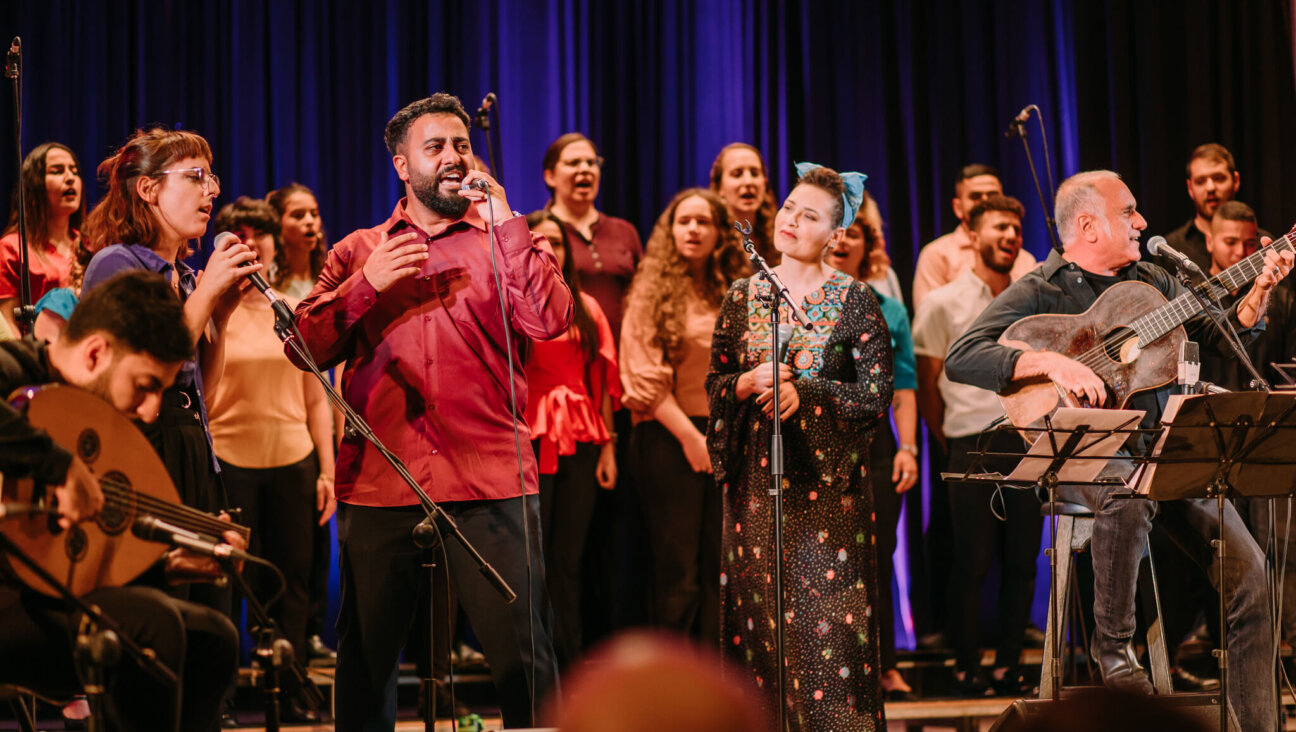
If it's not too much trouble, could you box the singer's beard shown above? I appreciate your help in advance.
[412,170,471,219]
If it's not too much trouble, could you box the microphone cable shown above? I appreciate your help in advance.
[482,191,541,722]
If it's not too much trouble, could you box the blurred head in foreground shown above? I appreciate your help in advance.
[551,632,771,732]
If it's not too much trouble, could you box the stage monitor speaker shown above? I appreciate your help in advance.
[987,692,1236,732]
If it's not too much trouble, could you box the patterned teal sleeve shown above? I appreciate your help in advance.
[872,287,917,391]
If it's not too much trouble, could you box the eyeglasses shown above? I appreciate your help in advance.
[559,157,604,170]
[156,167,221,193]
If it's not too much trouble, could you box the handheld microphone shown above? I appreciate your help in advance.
[1147,236,1204,276]
[776,323,795,363]
[131,515,252,562]
[214,231,296,324]
[459,178,490,192]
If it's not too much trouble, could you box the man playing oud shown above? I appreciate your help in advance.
[944,170,1292,732]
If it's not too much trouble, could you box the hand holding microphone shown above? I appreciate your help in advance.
[458,171,515,223]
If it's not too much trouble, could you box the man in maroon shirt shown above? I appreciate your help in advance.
[291,93,571,730]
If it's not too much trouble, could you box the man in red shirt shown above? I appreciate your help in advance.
[291,93,572,729]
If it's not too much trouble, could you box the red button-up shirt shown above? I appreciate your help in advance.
[291,199,573,507]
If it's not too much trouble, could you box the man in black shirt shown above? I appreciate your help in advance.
[1154,143,1269,272]
[946,170,1292,732]
[0,270,240,732]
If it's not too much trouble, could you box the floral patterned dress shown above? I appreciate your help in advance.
[706,269,893,731]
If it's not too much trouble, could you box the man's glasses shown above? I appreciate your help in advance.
[156,167,221,193]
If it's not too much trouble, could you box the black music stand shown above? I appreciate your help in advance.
[1139,392,1296,732]
[943,408,1148,702]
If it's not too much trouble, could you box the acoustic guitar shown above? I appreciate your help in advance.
[998,228,1296,429]
[0,384,250,596]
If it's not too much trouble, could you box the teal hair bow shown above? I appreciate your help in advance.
[794,161,868,229]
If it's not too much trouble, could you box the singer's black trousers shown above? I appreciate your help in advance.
[334,497,558,731]
[0,583,238,732]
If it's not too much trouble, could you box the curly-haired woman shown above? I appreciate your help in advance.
[619,188,745,641]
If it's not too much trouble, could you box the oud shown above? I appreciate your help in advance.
[0,385,250,596]
[998,230,1295,429]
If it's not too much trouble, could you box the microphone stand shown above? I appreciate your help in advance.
[271,315,516,603]
[1172,263,1271,732]
[734,220,810,732]
[474,93,502,185]
[1176,266,1269,392]
[0,530,177,731]
[1005,104,1063,254]
[223,558,325,732]
[6,37,34,335]
[272,302,513,731]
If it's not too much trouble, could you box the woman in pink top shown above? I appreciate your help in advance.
[0,143,88,336]
[620,188,745,641]
[524,210,619,668]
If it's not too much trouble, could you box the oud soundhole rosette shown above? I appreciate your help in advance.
[96,471,134,536]
[76,429,100,464]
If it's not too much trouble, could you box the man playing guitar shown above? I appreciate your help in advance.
[944,170,1293,732]
[0,270,242,732]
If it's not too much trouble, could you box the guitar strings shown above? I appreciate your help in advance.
[1057,234,1293,374]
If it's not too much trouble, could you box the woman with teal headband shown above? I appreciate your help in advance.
[707,163,893,729]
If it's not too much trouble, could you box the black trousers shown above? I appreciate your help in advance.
[946,432,1043,674]
[535,440,601,669]
[629,418,721,642]
[868,426,903,671]
[0,584,238,732]
[220,453,318,667]
[334,497,558,731]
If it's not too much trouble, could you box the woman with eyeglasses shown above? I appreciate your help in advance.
[709,142,779,267]
[82,127,260,517]
[0,142,90,338]
[542,133,642,339]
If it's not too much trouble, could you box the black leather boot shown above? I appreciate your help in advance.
[1090,633,1154,694]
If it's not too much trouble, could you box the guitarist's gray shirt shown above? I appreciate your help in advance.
[944,249,1262,454]
[0,337,74,486]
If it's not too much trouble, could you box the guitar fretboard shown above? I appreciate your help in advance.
[1133,232,1296,344]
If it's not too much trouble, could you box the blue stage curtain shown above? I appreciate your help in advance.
[3,0,1295,652]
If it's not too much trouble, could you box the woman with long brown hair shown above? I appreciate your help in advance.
[620,187,745,641]
[81,127,259,515]
[266,182,328,299]
[709,142,778,266]
[0,142,88,336]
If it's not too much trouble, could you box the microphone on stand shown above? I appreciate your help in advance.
[0,502,48,519]
[1004,105,1032,138]
[131,515,252,562]
[1148,236,1205,277]
[1178,341,1201,395]
[473,92,497,130]
[215,231,296,325]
